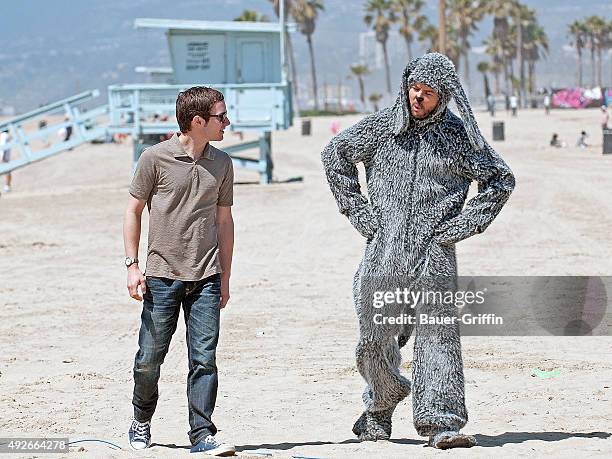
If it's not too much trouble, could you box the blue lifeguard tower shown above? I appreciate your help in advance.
[0,15,293,184]
[110,18,294,183]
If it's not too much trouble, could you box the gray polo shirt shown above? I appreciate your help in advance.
[129,133,234,281]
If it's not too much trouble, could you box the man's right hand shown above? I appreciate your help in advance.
[127,265,146,301]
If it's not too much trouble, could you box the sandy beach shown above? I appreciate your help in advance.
[1,107,611,458]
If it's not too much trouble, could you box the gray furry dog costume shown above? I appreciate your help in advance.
[321,53,515,448]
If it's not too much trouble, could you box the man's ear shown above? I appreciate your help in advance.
[191,115,207,129]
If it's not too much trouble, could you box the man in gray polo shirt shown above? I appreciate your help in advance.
[123,86,235,456]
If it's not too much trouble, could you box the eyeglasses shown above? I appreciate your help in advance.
[208,111,228,122]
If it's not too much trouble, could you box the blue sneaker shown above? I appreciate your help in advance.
[190,435,235,456]
[128,419,151,450]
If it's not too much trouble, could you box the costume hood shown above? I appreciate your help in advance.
[392,52,485,150]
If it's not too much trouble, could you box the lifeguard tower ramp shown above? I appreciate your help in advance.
[108,18,294,183]
[0,91,108,176]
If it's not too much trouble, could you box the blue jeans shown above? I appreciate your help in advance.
[132,274,221,444]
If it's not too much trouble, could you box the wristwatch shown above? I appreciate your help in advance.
[125,257,139,268]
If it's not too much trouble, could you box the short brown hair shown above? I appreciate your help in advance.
[176,86,224,132]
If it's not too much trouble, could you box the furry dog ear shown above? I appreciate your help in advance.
[448,73,485,151]
[392,57,421,136]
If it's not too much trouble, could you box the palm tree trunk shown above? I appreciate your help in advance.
[358,77,365,107]
[337,76,343,113]
[404,37,413,60]
[464,52,470,92]
[494,69,500,94]
[591,46,595,87]
[286,33,300,113]
[597,46,602,87]
[503,57,509,94]
[482,73,490,98]
[382,41,392,95]
[306,34,319,110]
[528,59,535,95]
[462,34,470,94]
[323,80,328,111]
[516,19,525,106]
[577,50,583,87]
[438,0,446,54]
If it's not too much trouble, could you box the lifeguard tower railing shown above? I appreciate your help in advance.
[0,91,108,176]
[107,81,292,183]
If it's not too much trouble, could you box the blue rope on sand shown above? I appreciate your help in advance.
[68,439,122,450]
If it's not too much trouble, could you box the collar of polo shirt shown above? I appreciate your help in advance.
[171,133,216,160]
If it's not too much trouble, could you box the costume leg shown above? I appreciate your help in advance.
[351,268,412,441]
[352,333,412,440]
[411,298,468,437]
[132,277,182,422]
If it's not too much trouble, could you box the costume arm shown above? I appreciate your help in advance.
[434,141,515,245]
[321,123,379,239]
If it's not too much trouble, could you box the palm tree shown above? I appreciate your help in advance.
[506,3,536,106]
[369,92,383,111]
[293,0,324,110]
[477,61,491,98]
[523,21,548,96]
[607,21,612,86]
[234,10,270,22]
[485,0,518,95]
[604,20,612,87]
[483,35,503,93]
[419,20,461,68]
[515,4,536,105]
[483,35,504,94]
[447,0,487,92]
[438,0,446,54]
[392,0,427,60]
[568,19,587,87]
[584,15,607,87]
[364,0,396,95]
[350,64,370,108]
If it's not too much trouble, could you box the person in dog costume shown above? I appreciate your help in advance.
[321,53,515,449]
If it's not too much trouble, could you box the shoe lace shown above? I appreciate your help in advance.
[132,420,150,441]
[204,435,219,447]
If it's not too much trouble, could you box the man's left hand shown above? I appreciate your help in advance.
[220,274,231,308]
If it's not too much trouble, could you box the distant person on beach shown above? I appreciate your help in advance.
[602,106,610,130]
[577,131,588,148]
[544,93,551,115]
[0,130,12,192]
[550,133,565,148]
[57,118,74,150]
[63,117,73,142]
[322,53,515,450]
[487,93,496,117]
[330,120,341,134]
[38,119,50,147]
[57,117,73,151]
[510,94,518,116]
[123,86,235,456]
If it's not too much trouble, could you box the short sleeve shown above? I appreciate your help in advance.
[129,150,156,201]
[217,159,234,206]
